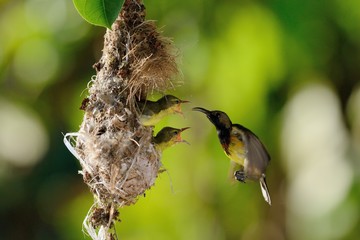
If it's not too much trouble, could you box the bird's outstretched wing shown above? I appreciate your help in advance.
[233,124,270,175]
[233,124,272,204]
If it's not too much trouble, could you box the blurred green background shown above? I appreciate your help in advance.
[1,0,360,239]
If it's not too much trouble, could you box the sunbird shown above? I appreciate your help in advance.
[193,107,271,205]
[153,127,190,152]
[138,95,189,126]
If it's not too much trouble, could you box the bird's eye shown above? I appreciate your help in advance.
[173,130,178,135]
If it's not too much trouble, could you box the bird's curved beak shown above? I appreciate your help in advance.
[192,107,211,116]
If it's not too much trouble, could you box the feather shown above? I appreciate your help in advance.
[259,174,271,205]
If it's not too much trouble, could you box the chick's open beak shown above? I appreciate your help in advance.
[174,100,190,116]
[176,127,190,145]
[174,104,184,115]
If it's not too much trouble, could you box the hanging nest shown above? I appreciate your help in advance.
[64,0,179,239]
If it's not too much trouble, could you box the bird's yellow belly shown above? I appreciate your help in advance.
[225,136,246,166]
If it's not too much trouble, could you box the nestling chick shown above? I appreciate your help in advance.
[138,95,189,126]
[153,127,190,152]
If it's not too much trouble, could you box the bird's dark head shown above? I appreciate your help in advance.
[193,107,232,130]
[153,127,190,150]
[158,95,189,114]
[159,95,189,107]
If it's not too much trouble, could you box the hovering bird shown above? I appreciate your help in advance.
[138,95,189,126]
[193,107,271,205]
[153,127,190,152]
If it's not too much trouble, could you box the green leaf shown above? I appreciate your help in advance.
[73,0,123,28]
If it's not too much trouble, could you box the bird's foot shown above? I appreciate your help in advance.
[234,170,247,183]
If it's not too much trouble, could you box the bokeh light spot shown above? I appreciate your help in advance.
[281,82,353,240]
[12,38,59,88]
[0,98,49,167]
[25,0,66,31]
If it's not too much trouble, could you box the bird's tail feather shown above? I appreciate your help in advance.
[260,174,271,206]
